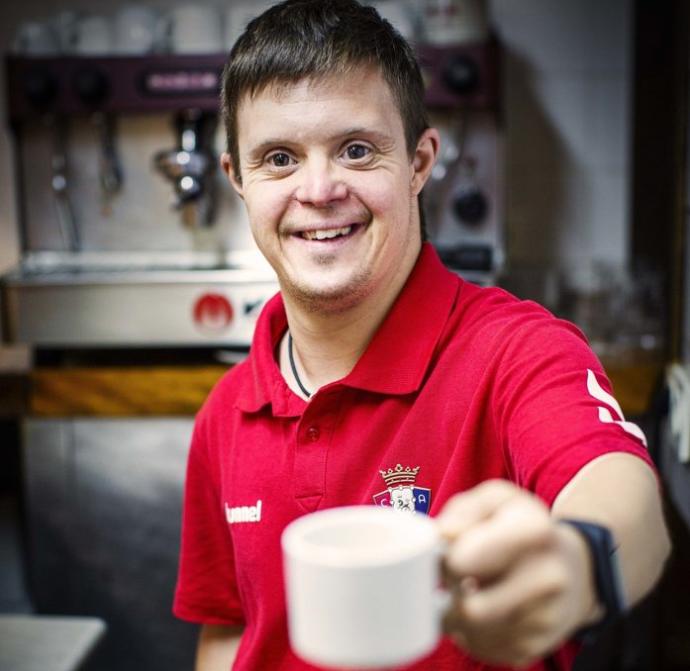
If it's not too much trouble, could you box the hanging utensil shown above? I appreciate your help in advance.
[49,115,81,252]
[93,112,123,215]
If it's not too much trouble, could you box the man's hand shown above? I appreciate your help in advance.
[436,480,598,667]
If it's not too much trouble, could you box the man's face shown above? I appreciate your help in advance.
[223,67,437,312]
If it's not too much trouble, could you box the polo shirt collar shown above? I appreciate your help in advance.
[235,292,294,416]
[235,243,460,414]
[341,243,460,395]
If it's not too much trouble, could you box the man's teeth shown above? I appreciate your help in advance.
[302,226,352,241]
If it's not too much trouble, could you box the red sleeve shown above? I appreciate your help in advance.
[173,414,245,625]
[493,315,654,506]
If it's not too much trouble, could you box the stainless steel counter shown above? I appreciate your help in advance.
[0,615,105,671]
[23,418,196,671]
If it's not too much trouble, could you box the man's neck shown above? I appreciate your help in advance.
[279,248,422,398]
[281,302,382,395]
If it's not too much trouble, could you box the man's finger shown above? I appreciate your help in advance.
[435,479,523,540]
[447,550,568,629]
[444,495,553,579]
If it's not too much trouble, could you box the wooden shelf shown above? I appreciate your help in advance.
[29,366,229,417]
[603,360,664,418]
[24,359,661,419]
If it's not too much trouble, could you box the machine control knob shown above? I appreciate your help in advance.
[442,54,480,95]
[452,189,488,226]
[24,69,58,109]
[73,68,110,106]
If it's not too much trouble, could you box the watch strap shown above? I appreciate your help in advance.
[559,519,626,641]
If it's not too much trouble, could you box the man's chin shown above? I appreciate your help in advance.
[281,272,372,314]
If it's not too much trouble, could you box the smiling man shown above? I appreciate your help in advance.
[173,2,670,670]
[229,67,427,320]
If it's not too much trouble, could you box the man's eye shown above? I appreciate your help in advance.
[268,152,292,167]
[345,144,370,160]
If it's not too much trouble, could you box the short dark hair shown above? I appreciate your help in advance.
[220,0,430,236]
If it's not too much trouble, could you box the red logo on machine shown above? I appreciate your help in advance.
[193,293,234,334]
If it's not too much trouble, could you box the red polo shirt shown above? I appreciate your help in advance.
[174,244,652,671]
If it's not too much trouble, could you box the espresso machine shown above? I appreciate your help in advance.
[1,39,503,671]
[3,53,279,349]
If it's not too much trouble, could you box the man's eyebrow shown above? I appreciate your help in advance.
[339,127,396,144]
[245,139,290,160]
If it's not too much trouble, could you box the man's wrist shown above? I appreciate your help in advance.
[558,519,626,640]
[555,521,603,627]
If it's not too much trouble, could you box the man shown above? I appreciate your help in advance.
[174,1,670,669]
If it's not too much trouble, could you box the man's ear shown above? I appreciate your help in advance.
[410,128,440,196]
[220,152,244,198]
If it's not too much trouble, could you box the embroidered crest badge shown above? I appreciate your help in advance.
[372,464,431,514]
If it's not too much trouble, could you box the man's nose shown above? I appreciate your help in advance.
[294,158,348,206]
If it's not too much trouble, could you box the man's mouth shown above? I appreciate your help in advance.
[299,225,357,241]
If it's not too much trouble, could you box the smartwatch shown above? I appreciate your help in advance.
[559,519,626,641]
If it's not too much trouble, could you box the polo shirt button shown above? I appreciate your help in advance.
[306,426,320,442]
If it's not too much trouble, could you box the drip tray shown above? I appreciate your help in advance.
[6,250,273,283]
[1,252,278,347]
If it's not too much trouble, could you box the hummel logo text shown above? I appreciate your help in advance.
[225,500,262,524]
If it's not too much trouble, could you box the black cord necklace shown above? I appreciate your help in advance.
[287,332,311,398]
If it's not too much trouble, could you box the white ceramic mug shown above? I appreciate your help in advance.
[73,15,114,55]
[12,21,59,55]
[168,5,222,54]
[53,10,80,53]
[113,6,161,54]
[282,506,448,669]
